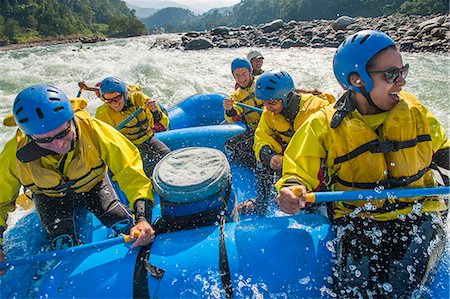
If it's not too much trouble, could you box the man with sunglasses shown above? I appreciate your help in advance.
[95,76,170,177]
[276,30,449,297]
[0,84,156,275]
[239,70,334,214]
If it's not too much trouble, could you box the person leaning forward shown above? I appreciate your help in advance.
[95,76,171,177]
[276,30,449,297]
[239,70,335,214]
[0,84,156,275]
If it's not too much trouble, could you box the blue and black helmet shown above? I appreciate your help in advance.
[99,76,127,96]
[231,57,252,74]
[13,84,74,135]
[255,70,295,108]
[333,30,395,93]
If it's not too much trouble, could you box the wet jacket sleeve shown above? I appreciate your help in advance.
[275,112,329,193]
[253,111,284,161]
[91,118,154,210]
[0,137,22,246]
[134,92,170,130]
[224,92,244,123]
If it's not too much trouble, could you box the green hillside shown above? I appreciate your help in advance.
[0,0,146,46]
[142,0,449,33]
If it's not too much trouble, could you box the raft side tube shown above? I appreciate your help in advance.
[167,93,227,130]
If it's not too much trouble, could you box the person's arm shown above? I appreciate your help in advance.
[253,112,284,167]
[78,81,100,93]
[224,93,244,123]
[275,113,329,214]
[92,117,156,246]
[92,117,154,208]
[143,96,170,130]
[0,135,23,264]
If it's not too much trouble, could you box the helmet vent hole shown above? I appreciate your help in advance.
[351,34,358,42]
[266,86,275,90]
[273,73,281,79]
[14,98,22,109]
[269,79,277,84]
[54,106,64,112]
[36,108,44,119]
[18,118,28,124]
[49,97,60,102]
[360,35,370,44]
[15,106,23,115]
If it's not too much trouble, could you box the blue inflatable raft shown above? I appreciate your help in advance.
[0,93,448,299]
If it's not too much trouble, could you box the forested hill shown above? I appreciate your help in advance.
[143,0,449,33]
[0,0,145,46]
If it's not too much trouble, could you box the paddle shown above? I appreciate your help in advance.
[301,186,450,203]
[236,102,263,113]
[76,89,82,97]
[0,233,138,271]
[116,107,144,130]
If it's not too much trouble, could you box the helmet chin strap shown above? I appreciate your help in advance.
[359,86,386,112]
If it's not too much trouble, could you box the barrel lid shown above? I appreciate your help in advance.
[152,147,231,203]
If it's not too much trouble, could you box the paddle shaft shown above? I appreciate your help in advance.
[116,107,144,130]
[0,235,132,270]
[303,186,450,203]
[236,102,263,113]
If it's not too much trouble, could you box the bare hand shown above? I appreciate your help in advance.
[129,220,155,248]
[277,185,307,214]
[0,249,6,276]
[146,98,158,112]
[78,81,89,90]
[270,155,283,170]
[223,98,234,111]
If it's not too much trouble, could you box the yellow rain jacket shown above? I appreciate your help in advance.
[0,99,154,246]
[253,92,335,161]
[276,91,449,221]
[225,77,263,130]
[95,89,169,145]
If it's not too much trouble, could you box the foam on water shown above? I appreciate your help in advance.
[0,34,449,240]
[1,35,447,146]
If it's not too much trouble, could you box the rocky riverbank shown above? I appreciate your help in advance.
[152,14,449,53]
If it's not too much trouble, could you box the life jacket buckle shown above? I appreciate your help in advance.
[373,141,399,153]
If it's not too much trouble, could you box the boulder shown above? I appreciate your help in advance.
[211,26,230,36]
[332,16,356,30]
[261,19,285,33]
[184,38,214,50]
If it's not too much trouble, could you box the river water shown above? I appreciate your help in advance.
[0,34,449,298]
[0,34,448,150]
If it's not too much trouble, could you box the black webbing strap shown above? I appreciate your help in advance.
[133,245,151,299]
[133,222,165,299]
[334,134,432,165]
[219,214,233,298]
[334,167,429,189]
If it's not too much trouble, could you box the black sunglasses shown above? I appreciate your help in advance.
[30,121,72,143]
[264,99,282,106]
[102,93,123,103]
[368,64,409,84]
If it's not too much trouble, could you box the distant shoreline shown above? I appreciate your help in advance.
[2,14,448,53]
[0,36,108,52]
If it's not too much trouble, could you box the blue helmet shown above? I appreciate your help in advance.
[13,84,74,135]
[100,76,127,96]
[231,57,252,74]
[255,70,295,108]
[333,30,395,93]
